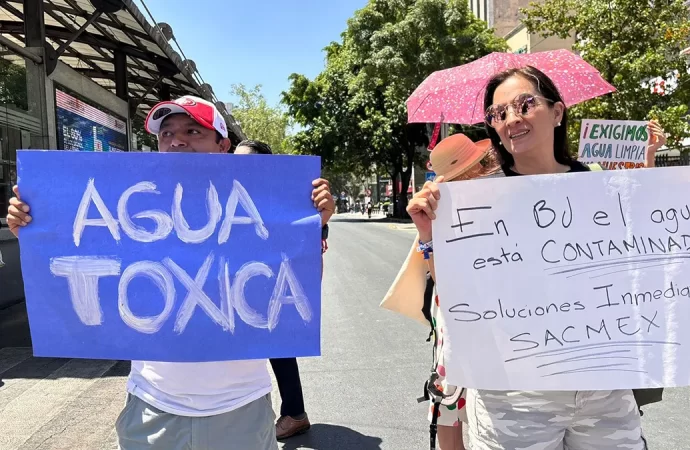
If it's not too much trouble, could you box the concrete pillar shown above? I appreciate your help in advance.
[159,83,171,101]
[114,50,128,101]
[23,0,50,149]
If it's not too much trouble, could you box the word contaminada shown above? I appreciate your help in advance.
[49,178,313,335]
[452,196,690,271]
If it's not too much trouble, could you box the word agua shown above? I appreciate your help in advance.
[579,143,646,161]
[52,178,312,334]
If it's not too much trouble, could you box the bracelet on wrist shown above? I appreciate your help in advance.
[417,239,434,260]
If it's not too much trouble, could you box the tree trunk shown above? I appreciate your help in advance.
[398,168,411,218]
[390,169,400,218]
[396,141,416,219]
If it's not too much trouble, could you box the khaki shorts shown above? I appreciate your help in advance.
[467,389,647,450]
[116,394,277,450]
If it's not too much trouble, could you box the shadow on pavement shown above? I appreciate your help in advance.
[280,424,383,450]
[0,300,32,348]
[0,301,131,380]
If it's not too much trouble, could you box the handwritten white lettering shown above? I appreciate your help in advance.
[172,181,222,244]
[164,252,232,334]
[50,256,121,325]
[118,261,175,334]
[73,179,120,247]
[117,182,174,242]
[268,254,312,331]
[218,180,269,244]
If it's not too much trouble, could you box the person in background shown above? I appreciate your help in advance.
[407,67,649,450]
[233,139,314,440]
[6,96,334,450]
[234,139,273,156]
[383,133,501,450]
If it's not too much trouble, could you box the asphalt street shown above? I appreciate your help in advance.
[1,214,688,449]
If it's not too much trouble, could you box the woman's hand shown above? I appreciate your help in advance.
[407,176,444,242]
[646,120,666,168]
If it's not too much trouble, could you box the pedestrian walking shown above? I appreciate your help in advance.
[406,67,651,450]
[6,96,335,450]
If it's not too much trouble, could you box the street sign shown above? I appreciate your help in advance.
[425,171,436,182]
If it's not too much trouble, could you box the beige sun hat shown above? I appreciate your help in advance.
[430,133,493,181]
[380,134,497,324]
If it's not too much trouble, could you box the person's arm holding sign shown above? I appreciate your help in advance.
[313,178,334,277]
[646,120,666,168]
[312,178,334,226]
[407,176,444,280]
[6,185,29,238]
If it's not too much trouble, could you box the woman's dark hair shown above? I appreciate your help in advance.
[483,66,572,170]
[234,139,273,155]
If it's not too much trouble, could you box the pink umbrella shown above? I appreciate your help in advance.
[407,49,616,125]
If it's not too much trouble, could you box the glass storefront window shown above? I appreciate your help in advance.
[0,52,29,219]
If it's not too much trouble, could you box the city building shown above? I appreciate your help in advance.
[469,0,574,53]
[504,23,574,55]
[467,0,492,28]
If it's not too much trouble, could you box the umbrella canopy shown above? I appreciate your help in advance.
[407,49,616,125]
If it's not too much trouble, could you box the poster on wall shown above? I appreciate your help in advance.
[55,88,128,152]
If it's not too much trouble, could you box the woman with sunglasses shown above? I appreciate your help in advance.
[407,66,656,449]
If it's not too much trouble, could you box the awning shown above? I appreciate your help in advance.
[0,0,245,143]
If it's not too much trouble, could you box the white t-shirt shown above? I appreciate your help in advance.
[126,359,272,417]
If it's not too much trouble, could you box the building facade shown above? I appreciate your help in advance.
[469,0,574,52]
[0,0,245,309]
[487,0,531,38]
[468,0,493,28]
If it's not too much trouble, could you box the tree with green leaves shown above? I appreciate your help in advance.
[522,0,690,147]
[283,0,506,216]
[0,59,27,110]
[132,114,157,151]
[228,84,292,153]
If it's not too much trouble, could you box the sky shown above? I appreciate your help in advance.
[134,0,369,107]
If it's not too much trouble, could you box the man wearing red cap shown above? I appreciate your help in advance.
[6,95,335,450]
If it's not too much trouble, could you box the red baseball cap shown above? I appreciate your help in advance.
[145,95,228,138]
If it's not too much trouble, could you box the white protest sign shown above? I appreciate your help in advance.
[578,119,649,170]
[432,167,690,391]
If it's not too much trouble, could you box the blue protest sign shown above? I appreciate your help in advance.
[425,171,436,182]
[17,151,322,362]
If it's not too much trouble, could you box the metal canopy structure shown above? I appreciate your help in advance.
[0,0,245,143]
